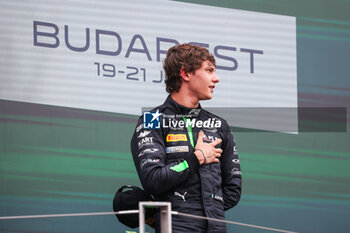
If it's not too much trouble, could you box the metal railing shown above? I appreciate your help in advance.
[0,201,298,233]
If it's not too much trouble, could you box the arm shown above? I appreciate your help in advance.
[220,124,242,210]
[130,117,200,196]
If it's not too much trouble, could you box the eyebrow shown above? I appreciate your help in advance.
[204,61,212,66]
[207,63,215,70]
[206,61,215,67]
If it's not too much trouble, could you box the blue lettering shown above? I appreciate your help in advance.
[96,29,122,56]
[125,34,152,60]
[156,37,179,62]
[65,25,89,52]
[33,21,59,48]
[188,42,209,48]
[240,48,263,74]
[33,21,264,73]
[214,45,238,71]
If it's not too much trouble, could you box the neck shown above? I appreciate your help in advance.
[171,90,199,108]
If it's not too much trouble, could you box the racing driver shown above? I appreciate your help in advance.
[130,43,242,233]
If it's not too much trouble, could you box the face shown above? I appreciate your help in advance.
[187,60,220,100]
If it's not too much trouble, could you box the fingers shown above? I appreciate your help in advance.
[213,148,222,159]
[214,153,221,160]
[215,148,223,154]
[210,156,220,163]
[206,156,220,164]
[197,130,204,140]
[207,150,222,164]
[211,138,222,147]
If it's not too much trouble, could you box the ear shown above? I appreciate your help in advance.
[180,67,190,82]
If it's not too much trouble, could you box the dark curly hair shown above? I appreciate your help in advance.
[163,44,216,93]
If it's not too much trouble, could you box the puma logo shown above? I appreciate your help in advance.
[174,191,187,202]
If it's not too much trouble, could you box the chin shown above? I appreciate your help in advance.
[200,95,212,101]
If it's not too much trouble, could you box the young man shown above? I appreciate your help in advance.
[130,44,242,233]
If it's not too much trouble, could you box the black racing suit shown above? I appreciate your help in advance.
[131,96,242,233]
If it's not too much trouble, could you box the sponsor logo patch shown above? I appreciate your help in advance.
[140,158,160,169]
[138,137,154,149]
[138,130,151,138]
[166,134,187,142]
[166,146,189,153]
[232,159,240,164]
[174,191,188,202]
[231,167,242,176]
[188,109,201,117]
[211,194,223,203]
[138,148,158,157]
[136,124,143,133]
[233,145,238,155]
[203,134,220,143]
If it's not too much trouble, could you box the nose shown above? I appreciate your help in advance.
[212,72,220,83]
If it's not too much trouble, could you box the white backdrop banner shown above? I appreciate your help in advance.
[0,0,297,131]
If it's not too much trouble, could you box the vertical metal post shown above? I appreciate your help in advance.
[139,202,146,233]
[139,202,172,233]
[159,203,172,233]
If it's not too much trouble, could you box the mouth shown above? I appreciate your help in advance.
[209,85,215,92]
